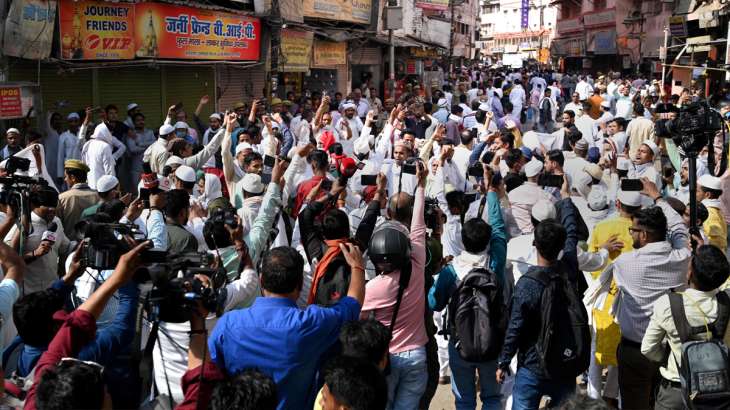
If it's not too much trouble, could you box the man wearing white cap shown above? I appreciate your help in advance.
[236,173,266,236]
[81,175,119,218]
[596,100,614,135]
[173,165,197,195]
[0,128,22,160]
[628,141,662,202]
[57,113,83,185]
[433,98,450,124]
[697,174,727,252]
[507,158,556,234]
[144,124,177,175]
[164,104,199,143]
[337,101,364,138]
[583,188,641,403]
[81,123,117,191]
[124,103,140,128]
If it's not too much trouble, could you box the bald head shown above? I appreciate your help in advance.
[388,192,414,226]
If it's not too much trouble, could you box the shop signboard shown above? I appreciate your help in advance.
[0,87,23,119]
[3,0,57,59]
[592,30,616,55]
[583,9,615,28]
[303,0,371,24]
[415,0,449,11]
[281,29,313,72]
[410,47,440,58]
[521,0,529,29]
[669,16,687,38]
[134,3,261,60]
[58,0,135,60]
[313,40,346,66]
[556,17,582,34]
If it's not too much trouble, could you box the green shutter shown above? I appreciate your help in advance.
[98,67,164,127]
[163,66,216,124]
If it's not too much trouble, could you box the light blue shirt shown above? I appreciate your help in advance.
[145,209,168,250]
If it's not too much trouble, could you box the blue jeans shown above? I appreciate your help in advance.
[448,342,502,410]
[387,346,428,410]
[512,366,575,410]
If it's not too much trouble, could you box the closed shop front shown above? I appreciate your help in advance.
[216,65,267,110]
[98,67,164,125]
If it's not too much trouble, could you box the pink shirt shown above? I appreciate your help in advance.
[361,187,428,354]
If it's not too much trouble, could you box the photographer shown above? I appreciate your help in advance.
[4,187,73,295]
[23,241,149,410]
[361,161,429,409]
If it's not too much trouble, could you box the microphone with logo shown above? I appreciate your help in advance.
[41,222,58,246]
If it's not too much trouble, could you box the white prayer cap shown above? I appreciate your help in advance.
[342,102,356,111]
[437,98,448,108]
[174,165,196,183]
[6,128,19,135]
[600,100,611,108]
[617,189,642,207]
[531,200,556,222]
[209,113,222,121]
[241,173,265,194]
[127,103,139,111]
[641,140,660,158]
[587,187,608,211]
[523,158,543,178]
[97,175,119,193]
[174,121,189,130]
[159,124,175,136]
[478,102,490,111]
[67,112,80,121]
[699,174,722,191]
[165,156,184,167]
[235,142,252,155]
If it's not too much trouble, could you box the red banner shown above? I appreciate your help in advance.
[134,3,260,61]
[0,88,22,119]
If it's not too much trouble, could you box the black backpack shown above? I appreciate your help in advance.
[445,266,506,362]
[669,291,730,410]
[527,266,590,379]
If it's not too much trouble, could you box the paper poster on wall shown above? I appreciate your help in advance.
[281,29,313,72]
[3,0,57,59]
[58,0,135,60]
[134,3,261,60]
[0,87,23,119]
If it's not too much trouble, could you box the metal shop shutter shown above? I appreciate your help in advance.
[9,60,93,120]
[349,47,382,66]
[98,66,164,126]
[163,66,216,121]
[216,65,267,111]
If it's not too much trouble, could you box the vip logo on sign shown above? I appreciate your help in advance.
[85,34,132,50]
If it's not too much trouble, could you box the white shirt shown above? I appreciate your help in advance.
[82,139,115,190]
[548,85,561,103]
[467,88,480,105]
[563,102,583,115]
[575,80,594,101]
[575,114,598,146]
[615,96,634,119]
[509,85,526,111]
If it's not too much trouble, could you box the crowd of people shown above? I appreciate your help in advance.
[0,64,729,410]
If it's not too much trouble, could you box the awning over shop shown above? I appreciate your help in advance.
[372,35,446,51]
[551,37,585,57]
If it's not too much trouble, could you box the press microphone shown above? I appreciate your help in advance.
[41,222,58,243]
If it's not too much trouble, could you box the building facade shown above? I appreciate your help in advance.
[478,0,557,65]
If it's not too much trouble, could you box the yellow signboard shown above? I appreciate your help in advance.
[303,0,371,24]
[313,40,346,66]
[281,29,313,72]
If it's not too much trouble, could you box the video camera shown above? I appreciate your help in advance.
[0,157,48,214]
[79,222,227,323]
[655,101,722,154]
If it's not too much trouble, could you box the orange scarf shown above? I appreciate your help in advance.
[308,239,349,305]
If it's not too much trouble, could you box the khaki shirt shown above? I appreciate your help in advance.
[641,288,729,382]
[57,183,99,238]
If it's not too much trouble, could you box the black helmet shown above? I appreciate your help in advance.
[368,222,411,273]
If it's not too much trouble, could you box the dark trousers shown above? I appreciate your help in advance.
[654,379,685,410]
[617,339,660,410]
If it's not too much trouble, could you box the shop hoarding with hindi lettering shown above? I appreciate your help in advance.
[415,0,448,11]
[281,29,313,72]
[312,40,346,67]
[134,3,260,60]
[58,0,135,60]
[303,0,371,24]
[0,87,23,119]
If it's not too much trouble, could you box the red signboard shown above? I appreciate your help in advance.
[0,88,22,119]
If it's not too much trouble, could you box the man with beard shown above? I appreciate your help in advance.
[337,102,364,138]
[126,113,156,186]
[611,179,690,409]
[628,141,662,202]
[1,128,23,160]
